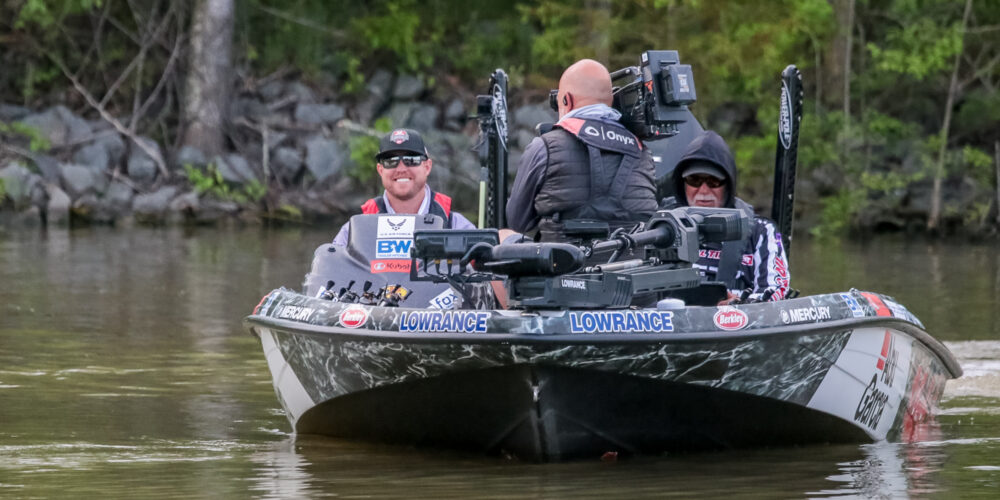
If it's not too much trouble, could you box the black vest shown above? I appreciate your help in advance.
[533,118,657,241]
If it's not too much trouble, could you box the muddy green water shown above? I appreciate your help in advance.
[1,227,998,498]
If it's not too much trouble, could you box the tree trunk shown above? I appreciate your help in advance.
[182,0,234,157]
[828,0,855,110]
[995,140,1000,227]
[928,0,973,232]
[842,0,855,137]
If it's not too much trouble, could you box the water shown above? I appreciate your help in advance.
[0,227,997,498]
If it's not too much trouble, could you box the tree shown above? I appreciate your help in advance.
[182,0,234,157]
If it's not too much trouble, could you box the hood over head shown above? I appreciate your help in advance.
[671,130,738,208]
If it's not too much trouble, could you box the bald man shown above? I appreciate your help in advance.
[506,59,658,241]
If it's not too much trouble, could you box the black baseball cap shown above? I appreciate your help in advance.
[376,128,428,160]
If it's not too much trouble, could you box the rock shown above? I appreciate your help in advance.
[168,190,200,214]
[176,145,208,167]
[73,142,110,172]
[271,147,303,183]
[356,70,394,125]
[0,162,42,210]
[407,103,439,131]
[443,99,466,130]
[72,132,124,175]
[59,164,97,198]
[513,104,556,130]
[45,184,71,224]
[30,154,62,182]
[444,99,466,122]
[393,75,425,100]
[0,103,30,121]
[132,186,178,222]
[71,193,100,220]
[195,199,240,223]
[385,102,416,129]
[367,69,394,98]
[258,80,285,101]
[215,154,257,184]
[233,97,269,121]
[294,103,346,125]
[17,105,92,147]
[263,130,288,150]
[287,81,317,104]
[127,137,163,185]
[304,135,346,182]
[102,180,134,212]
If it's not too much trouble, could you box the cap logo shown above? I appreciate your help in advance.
[390,129,409,144]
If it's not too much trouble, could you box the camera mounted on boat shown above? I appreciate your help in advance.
[548,50,697,141]
[410,206,749,309]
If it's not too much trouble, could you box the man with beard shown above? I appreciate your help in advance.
[333,128,475,245]
[668,130,790,303]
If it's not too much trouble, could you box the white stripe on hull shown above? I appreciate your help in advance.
[259,328,315,426]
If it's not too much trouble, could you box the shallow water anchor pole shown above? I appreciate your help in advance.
[475,69,509,229]
[771,65,803,255]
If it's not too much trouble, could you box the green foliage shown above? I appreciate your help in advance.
[809,189,863,240]
[347,117,393,184]
[0,177,6,203]
[183,164,267,205]
[14,0,102,28]
[0,122,51,152]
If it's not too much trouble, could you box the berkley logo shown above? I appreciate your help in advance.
[714,307,748,331]
[339,306,369,328]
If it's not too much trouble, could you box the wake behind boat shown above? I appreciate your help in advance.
[244,210,962,461]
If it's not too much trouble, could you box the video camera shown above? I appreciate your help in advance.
[549,50,697,141]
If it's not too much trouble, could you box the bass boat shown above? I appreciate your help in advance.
[244,209,962,461]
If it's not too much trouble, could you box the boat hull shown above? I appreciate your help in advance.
[247,290,961,461]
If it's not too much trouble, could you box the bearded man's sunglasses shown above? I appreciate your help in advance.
[683,175,725,188]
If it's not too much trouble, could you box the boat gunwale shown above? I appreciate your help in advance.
[243,313,963,379]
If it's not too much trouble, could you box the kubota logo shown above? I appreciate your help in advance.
[713,307,748,331]
[339,306,369,328]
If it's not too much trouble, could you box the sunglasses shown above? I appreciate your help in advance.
[684,175,726,188]
[380,155,427,169]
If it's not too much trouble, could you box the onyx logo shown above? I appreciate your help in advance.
[584,126,600,137]
[855,374,889,430]
[603,127,636,147]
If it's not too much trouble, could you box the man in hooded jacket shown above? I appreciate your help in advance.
[667,130,790,302]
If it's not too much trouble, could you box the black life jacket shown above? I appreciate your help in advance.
[533,118,657,242]
[360,191,453,228]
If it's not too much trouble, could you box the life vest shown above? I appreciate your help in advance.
[533,118,657,242]
[360,191,453,228]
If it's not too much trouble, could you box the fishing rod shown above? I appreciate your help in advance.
[771,65,803,255]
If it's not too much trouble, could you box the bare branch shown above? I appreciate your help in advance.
[132,32,185,132]
[42,49,170,180]
[251,4,347,39]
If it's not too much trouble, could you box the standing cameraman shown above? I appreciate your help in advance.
[506,59,658,241]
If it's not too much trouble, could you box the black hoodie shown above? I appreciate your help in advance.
[667,130,790,301]
[671,130,738,208]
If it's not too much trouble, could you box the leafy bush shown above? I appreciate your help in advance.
[183,164,266,204]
